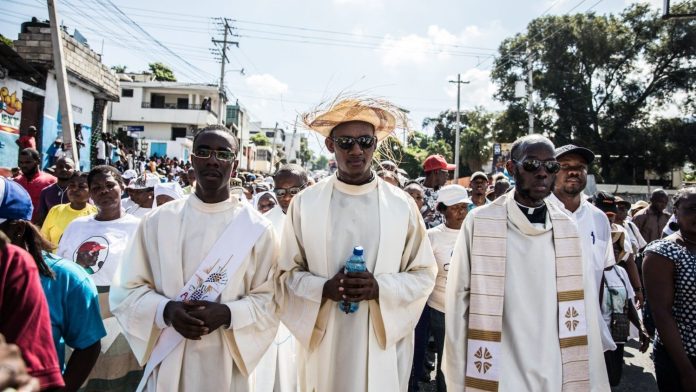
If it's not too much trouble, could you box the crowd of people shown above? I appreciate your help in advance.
[0,97,694,392]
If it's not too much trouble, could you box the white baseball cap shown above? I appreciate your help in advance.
[122,169,137,180]
[128,173,160,189]
[436,184,471,206]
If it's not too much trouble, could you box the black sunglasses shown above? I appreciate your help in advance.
[513,159,561,174]
[274,183,307,197]
[331,136,377,150]
[192,148,236,162]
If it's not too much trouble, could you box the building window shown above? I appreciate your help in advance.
[171,127,187,141]
[121,88,133,97]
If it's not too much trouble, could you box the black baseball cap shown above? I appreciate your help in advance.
[555,144,595,164]
[594,191,618,214]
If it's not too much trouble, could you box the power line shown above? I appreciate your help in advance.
[474,0,603,69]
[5,2,217,83]
[101,0,216,82]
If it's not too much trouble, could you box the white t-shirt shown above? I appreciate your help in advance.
[57,214,140,286]
[427,223,459,313]
[548,194,616,284]
[624,221,647,254]
[600,265,635,344]
[125,203,153,218]
[96,140,106,160]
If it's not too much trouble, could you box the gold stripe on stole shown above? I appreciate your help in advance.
[468,329,502,342]
[557,290,585,302]
[560,335,589,348]
[465,377,499,391]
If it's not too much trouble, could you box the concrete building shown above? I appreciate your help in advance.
[7,19,120,170]
[226,102,254,170]
[108,73,223,162]
[284,129,305,164]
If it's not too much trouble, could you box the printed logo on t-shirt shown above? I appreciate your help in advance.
[73,236,110,274]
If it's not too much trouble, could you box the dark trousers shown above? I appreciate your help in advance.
[409,305,431,391]
[654,343,696,391]
[604,344,625,386]
[96,158,106,165]
[430,308,446,392]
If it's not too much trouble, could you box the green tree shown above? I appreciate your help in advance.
[491,2,696,182]
[250,133,270,146]
[148,62,177,82]
[0,34,13,47]
[422,107,497,174]
[313,155,329,170]
[299,137,314,166]
[111,65,127,73]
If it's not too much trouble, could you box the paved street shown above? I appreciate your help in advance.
[418,340,658,391]
[612,340,657,392]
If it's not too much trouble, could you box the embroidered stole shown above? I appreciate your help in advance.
[465,196,590,391]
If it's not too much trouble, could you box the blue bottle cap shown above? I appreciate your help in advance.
[353,246,364,256]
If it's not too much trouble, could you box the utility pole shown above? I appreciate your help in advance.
[47,0,78,161]
[212,18,238,125]
[527,52,534,135]
[448,74,470,181]
[270,122,279,173]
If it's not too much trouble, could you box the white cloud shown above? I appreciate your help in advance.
[379,23,506,67]
[444,69,503,111]
[243,74,289,96]
[380,33,433,67]
[334,0,383,8]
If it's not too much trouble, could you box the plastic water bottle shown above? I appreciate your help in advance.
[339,246,366,314]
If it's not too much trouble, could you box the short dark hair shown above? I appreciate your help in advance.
[193,125,239,150]
[274,163,308,183]
[87,165,123,187]
[651,189,668,202]
[19,148,40,162]
[436,202,448,213]
[673,186,696,209]
[510,135,555,161]
[69,171,89,182]
[494,178,510,193]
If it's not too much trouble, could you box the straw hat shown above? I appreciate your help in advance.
[303,98,401,141]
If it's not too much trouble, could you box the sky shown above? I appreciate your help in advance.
[0,0,665,156]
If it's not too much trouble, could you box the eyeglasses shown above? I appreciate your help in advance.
[559,163,588,172]
[331,136,377,150]
[191,148,236,162]
[274,184,307,197]
[513,159,561,174]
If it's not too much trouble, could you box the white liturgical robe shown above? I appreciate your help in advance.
[110,194,279,392]
[444,195,610,391]
[249,205,298,392]
[277,175,436,392]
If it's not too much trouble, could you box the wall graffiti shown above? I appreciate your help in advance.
[0,86,22,134]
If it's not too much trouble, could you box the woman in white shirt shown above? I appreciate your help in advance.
[57,165,142,390]
[426,185,470,392]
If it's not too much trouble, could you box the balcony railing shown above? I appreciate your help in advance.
[141,102,217,117]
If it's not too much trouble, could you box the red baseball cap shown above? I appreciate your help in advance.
[78,241,107,253]
[423,155,456,172]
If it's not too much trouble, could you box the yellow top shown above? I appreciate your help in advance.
[41,203,98,247]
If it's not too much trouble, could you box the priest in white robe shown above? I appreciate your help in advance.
[110,125,279,392]
[276,99,437,392]
[444,135,610,391]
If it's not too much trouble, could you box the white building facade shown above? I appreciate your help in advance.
[108,75,223,162]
